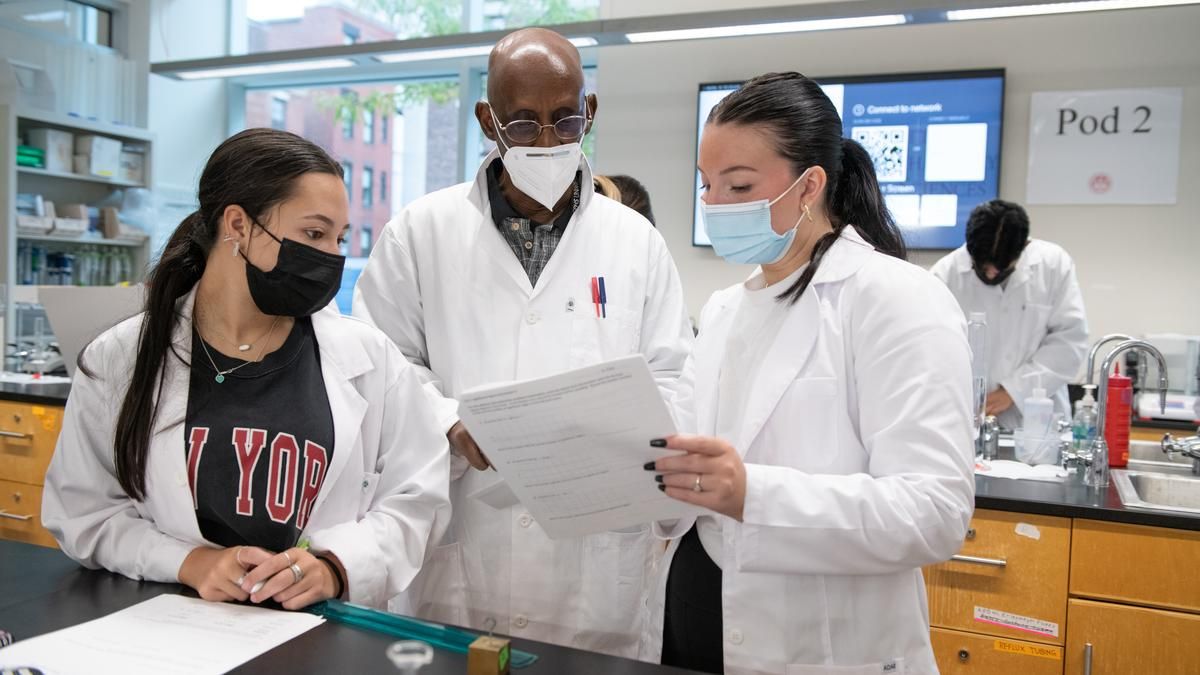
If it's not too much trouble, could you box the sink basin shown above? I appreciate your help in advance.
[1113,468,1200,515]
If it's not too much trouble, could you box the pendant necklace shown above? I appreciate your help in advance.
[197,315,280,384]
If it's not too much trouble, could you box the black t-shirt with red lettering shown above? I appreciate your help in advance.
[185,317,335,552]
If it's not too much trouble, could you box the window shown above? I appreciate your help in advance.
[363,109,375,144]
[6,0,113,47]
[360,225,373,256]
[270,97,287,130]
[341,89,354,139]
[240,77,460,313]
[381,112,389,142]
[341,161,353,198]
[237,1,599,56]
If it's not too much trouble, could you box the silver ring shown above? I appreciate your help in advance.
[290,563,304,584]
[693,474,703,493]
[236,575,245,586]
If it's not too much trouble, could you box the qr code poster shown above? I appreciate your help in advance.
[851,125,909,183]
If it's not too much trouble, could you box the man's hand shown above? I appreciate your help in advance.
[448,422,491,470]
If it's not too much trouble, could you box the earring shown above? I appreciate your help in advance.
[232,241,240,258]
[803,203,812,221]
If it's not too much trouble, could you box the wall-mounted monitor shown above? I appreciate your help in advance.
[693,69,1005,251]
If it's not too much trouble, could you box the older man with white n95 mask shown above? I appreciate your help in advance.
[352,27,693,657]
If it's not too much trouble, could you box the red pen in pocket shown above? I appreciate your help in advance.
[590,276,601,317]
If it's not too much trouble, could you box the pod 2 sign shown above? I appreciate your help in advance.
[1026,88,1182,204]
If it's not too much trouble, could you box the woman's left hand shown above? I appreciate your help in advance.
[238,547,338,610]
[650,434,747,521]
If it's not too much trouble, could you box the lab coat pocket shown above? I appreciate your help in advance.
[358,472,381,518]
[569,308,640,368]
[785,658,905,675]
[759,377,839,470]
[582,527,653,634]
[1018,302,1054,351]
[413,541,468,628]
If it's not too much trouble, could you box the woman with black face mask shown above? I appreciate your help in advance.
[42,128,450,611]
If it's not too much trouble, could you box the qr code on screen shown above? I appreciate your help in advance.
[851,125,909,183]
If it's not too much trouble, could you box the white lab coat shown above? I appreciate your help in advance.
[930,240,1088,430]
[353,151,693,657]
[42,290,451,609]
[642,228,976,675]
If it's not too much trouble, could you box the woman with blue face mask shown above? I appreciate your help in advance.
[640,73,976,675]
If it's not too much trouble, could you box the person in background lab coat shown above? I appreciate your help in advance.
[641,72,976,675]
[353,28,693,656]
[930,200,1088,431]
[42,129,449,610]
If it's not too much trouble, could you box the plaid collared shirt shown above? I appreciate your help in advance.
[486,159,580,287]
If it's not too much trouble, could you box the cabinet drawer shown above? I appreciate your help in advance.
[0,402,63,486]
[1070,520,1200,613]
[932,627,1063,675]
[1065,599,1200,675]
[0,478,57,548]
[925,509,1071,645]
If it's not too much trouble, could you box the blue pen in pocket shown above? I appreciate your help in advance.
[597,276,606,318]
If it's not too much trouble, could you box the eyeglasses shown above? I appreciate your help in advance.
[488,102,590,145]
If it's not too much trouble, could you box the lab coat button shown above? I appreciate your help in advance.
[728,628,744,645]
[513,614,528,629]
[518,514,533,528]
[525,312,539,325]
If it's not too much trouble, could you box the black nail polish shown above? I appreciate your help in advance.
[657,484,667,492]
[654,474,664,483]
[643,461,656,471]
[650,439,667,448]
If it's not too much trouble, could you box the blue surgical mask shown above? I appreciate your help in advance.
[702,169,810,265]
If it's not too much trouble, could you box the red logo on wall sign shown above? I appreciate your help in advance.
[1089,173,1112,194]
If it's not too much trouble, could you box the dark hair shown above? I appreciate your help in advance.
[607,174,655,226]
[708,72,906,304]
[87,128,342,501]
[965,199,1029,271]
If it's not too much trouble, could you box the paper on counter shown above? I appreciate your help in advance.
[0,594,323,675]
[457,355,701,538]
[976,459,1067,482]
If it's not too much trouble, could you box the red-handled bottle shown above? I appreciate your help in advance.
[1105,363,1132,468]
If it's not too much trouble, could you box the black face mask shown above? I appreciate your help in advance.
[241,223,345,317]
[974,263,1016,287]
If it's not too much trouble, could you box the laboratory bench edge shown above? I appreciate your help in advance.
[0,540,703,674]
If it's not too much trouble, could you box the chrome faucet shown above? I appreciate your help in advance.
[1066,340,1169,488]
[1162,432,1200,475]
[1084,333,1135,386]
[977,415,999,460]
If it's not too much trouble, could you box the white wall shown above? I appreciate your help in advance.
[594,4,1200,348]
[147,0,231,196]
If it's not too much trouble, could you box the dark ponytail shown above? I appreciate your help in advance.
[707,72,906,305]
[84,128,342,500]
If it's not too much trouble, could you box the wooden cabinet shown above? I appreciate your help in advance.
[0,401,63,547]
[1070,520,1200,613]
[931,627,1063,675]
[1064,599,1200,675]
[925,509,1072,645]
[0,477,55,547]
